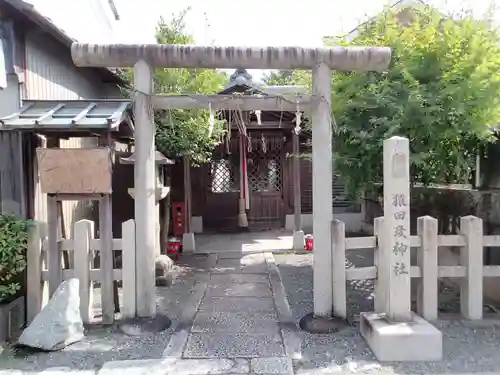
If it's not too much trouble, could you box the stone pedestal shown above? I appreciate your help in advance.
[183,232,195,252]
[292,230,304,251]
[360,312,442,361]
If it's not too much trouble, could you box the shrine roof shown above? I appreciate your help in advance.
[0,100,134,139]
[219,68,308,97]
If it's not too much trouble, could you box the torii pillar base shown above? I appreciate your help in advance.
[119,314,171,335]
[299,312,347,334]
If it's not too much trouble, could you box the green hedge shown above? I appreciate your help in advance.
[0,214,33,303]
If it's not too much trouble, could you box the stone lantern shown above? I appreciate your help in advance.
[120,150,173,254]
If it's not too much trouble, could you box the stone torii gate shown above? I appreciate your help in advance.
[71,44,391,324]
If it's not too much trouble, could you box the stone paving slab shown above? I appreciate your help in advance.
[184,332,285,358]
[210,273,270,284]
[98,359,166,375]
[18,370,95,375]
[98,358,250,375]
[192,311,279,333]
[217,252,266,260]
[217,255,266,266]
[164,358,249,374]
[198,296,276,313]
[205,283,272,298]
[213,259,269,274]
[250,357,294,374]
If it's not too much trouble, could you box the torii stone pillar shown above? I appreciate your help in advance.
[132,60,157,318]
[71,44,391,324]
[311,62,333,316]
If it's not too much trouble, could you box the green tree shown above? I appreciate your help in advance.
[262,69,308,86]
[263,70,294,85]
[123,8,227,164]
[327,4,500,196]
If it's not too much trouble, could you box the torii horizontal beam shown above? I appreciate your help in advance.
[72,41,392,322]
[152,94,313,111]
[71,44,391,71]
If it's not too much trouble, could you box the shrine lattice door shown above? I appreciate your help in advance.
[203,133,286,232]
[204,138,240,232]
[246,132,285,230]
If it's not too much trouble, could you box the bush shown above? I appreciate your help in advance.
[0,214,33,303]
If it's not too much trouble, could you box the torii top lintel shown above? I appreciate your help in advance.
[71,44,391,72]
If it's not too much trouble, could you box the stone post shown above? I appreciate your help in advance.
[373,216,386,313]
[383,136,411,322]
[183,156,195,252]
[460,215,483,320]
[311,62,333,317]
[133,60,157,317]
[417,216,439,321]
[292,130,304,250]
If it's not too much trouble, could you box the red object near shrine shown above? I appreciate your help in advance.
[172,202,185,237]
[304,235,314,251]
[167,238,181,260]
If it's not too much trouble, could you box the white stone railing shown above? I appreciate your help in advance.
[26,219,136,324]
[332,214,495,321]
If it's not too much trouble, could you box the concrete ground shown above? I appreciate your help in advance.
[2,231,500,374]
[0,250,299,375]
[194,229,299,253]
[275,250,500,375]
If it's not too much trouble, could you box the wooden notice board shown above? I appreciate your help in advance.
[36,148,112,194]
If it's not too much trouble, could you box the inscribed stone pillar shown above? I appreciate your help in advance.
[383,136,411,322]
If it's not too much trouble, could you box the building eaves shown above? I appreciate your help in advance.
[0,99,133,136]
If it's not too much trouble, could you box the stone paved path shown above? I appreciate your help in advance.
[184,252,287,359]
[99,251,300,375]
[0,252,301,375]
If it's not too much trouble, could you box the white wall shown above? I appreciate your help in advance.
[24,0,120,43]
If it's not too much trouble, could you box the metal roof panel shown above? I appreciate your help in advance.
[0,100,133,131]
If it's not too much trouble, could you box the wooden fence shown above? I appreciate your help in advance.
[332,215,495,321]
[26,219,136,325]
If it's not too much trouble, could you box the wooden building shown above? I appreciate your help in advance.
[185,69,364,234]
[0,0,125,230]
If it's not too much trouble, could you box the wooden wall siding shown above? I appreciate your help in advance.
[0,132,25,217]
[111,151,135,239]
[298,157,362,214]
[23,32,118,235]
[33,135,47,224]
[190,163,207,218]
[24,34,103,100]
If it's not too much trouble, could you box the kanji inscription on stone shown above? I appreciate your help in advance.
[383,136,411,321]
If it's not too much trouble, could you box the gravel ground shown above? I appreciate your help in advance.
[275,251,500,374]
[0,254,211,372]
